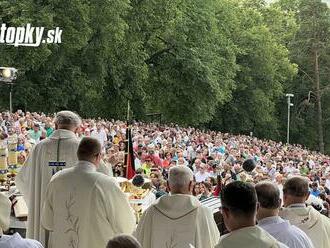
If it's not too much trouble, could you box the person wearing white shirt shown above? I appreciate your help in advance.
[0,192,43,248]
[134,154,142,170]
[275,173,284,201]
[325,173,330,190]
[266,163,277,181]
[308,160,315,170]
[283,162,295,176]
[194,164,210,183]
[255,181,314,248]
[91,123,107,148]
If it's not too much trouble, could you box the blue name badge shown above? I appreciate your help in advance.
[48,161,66,167]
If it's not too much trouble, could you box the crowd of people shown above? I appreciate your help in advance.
[0,110,330,248]
[2,110,330,206]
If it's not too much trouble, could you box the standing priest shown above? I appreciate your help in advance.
[41,137,136,248]
[16,111,82,246]
[135,166,219,248]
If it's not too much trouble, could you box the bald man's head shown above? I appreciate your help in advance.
[255,181,281,209]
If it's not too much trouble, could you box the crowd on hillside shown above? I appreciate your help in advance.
[1,110,330,213]
[1,110,330,248]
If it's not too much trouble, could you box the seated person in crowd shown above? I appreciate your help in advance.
[0,192,43,248]
[255,181,314,248]
[107,235,142,248]
[198,181,213,201]
[135,166,219,248]
[215,181,288,248]
[280,176,330,248]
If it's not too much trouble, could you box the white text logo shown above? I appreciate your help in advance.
[0,23,63,47]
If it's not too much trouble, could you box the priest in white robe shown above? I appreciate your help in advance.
[41,137,136,248]
[255,181,314,248]
[280,176,330,248]
[16,111,82,246]
[135,166,219,248]
[215,181,288,248]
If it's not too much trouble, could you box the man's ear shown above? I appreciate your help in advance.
[256,202,260,212]
[283,193,288,206]
[167,181,171,192]
[222,207,230,219]
[305,192,310,201]
[188,181,194,193]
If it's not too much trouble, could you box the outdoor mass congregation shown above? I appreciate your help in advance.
[1,110,330,248]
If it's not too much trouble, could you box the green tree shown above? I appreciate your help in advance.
[138,0,238,125]
[212,0,297,139]
[277,0,330,153]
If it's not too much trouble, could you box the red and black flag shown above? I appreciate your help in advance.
[125,124,135,179]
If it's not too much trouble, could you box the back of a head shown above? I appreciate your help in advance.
[283,176,309,197]
[77,137,101,162]
[221,181,257,217]
[55,110,81,130]
[0,192,11,234]
[107,235,142,248]
[168,166,193,193]
[255,181,281,209]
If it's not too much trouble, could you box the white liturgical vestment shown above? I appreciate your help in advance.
[41,161,136,248]
[135,194,220,248]
[16,129,80,246]
[215,226,288,248]
[280,205,330,248]
[16,129,112,246]
[258,216,314,248]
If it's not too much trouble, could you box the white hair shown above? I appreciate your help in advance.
[54,111,81,128]
[168,166,193,189]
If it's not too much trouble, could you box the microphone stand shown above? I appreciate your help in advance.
[222,169,245,188]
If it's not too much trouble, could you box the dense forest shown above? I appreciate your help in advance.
[0,0,330,153]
